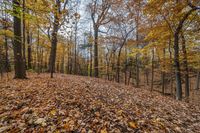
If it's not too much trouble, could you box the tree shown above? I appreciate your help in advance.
[88,0,111,77]
[145,0,200,100]
[13,0,26,79]
[49,0,69,78]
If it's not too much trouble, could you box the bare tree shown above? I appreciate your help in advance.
[88,0,111,77]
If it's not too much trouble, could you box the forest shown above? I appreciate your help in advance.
[0,0,200,132]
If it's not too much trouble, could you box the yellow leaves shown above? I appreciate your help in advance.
[50,109,56,116]
[100,127,108,133]
[0,30,13,38]
[116,110,123,116]
[130,48,141,57]
[128,121,137,129]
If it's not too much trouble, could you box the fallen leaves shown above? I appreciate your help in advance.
[34,118,46,127]
[128,121,137,129]
[0,73,200,132]
[100,127,108,133]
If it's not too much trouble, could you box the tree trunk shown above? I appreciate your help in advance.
[27,31,32,69]
[4,29,10,72]
[145,69,149,85]
[173,7,198,100]
[0,46,3,78]
[22,0,26,69]
[116,46,123,83]
[90,44,93,77]
[74,20,78,74]
[124,47,128,85]
[151,49,154,91]
[49,1,60,78]
[13,0,26,79]
[3,4,10,72]
[40,48,44,72]
[181,33,189,98]
[161,48,166,94]
[94,26,99,77]
[168,38,174,96]
[49,25,59,78]
[174,32,182,100]
[195,72,200,90]
[36,27,40,74]
[60,49,65,73]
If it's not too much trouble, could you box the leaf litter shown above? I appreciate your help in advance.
[0,73,200,133]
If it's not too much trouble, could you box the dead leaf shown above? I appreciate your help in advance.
[128,121,137,129]
[100,127,108,133]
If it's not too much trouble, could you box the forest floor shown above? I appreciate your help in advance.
[0,73,200,133]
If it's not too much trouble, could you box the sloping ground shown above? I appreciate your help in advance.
[0,73,200,133]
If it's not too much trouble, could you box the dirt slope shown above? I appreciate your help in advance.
[0,73,200,133]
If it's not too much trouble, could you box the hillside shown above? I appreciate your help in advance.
[0,73,200,133]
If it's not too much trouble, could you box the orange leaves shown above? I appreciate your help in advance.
[0,73,200,132]
[128,121,137,129]
[100,127,108,133]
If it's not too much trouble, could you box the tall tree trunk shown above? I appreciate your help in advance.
[116,46,123,83]
[174,32,182,100]
[13,0,26,79]
[173,6,198,100]
[151,49,154,91]
[195,72,200,90]
[90,45,93,77]
[124,47,128,85]
[61,48,65,73]
[36,27,40,74]
[27,30,32,69]
[40,48,43,72]
[49,24,59,78]
[135,54,140,87]
[146,69,149,85]
[4,28,10,72]
[161,48,166,94]
[94,26,99,77]
[168,38,174,96]
[49,1,60,78]
[3,3,10,72]
[0,46,3,78]
[67,37,71,74]
[181,33,189,98]
[74,20,78,74]
[22,0,26,69]
[135,11,140,88]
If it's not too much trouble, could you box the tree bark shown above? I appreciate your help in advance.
[174,31,182,100]
[94,26,99,77]
[116,46,123,83]
[49,1,60,78]
[181,33,189,98]
[151,49,154,91]
[27,31,32,69]
[22,0,26,69]
[90,44,93,77]
[36,27,40,74]
[195,72,200,90]
[3,3,10,72]
[74,19,78,74]
[161,48,166,94]
[174,6,198,100]
[13,0,26,79]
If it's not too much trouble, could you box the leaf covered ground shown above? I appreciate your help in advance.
[0,73,200,133]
